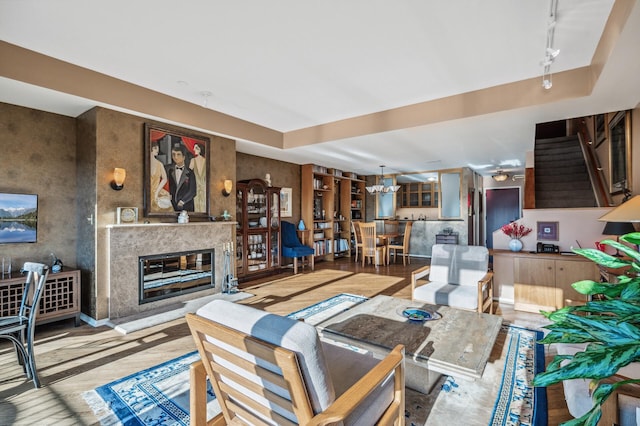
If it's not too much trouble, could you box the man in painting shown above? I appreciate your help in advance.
[165,143,196,211]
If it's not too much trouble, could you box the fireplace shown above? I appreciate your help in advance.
[139,248,214,304]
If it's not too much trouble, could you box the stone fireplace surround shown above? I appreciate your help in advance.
[106,222,234,319]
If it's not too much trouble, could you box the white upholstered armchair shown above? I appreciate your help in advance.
[411,244,494,314]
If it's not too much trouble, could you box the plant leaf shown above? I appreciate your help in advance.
[534,344,640,386]
[571,280,622,297]
[620,232,640,245]
[573,247,630,268]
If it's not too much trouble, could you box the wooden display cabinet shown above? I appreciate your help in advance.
[236,179,281,281]
[0,268,81,326]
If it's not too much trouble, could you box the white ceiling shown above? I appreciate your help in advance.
[1,0,639,176]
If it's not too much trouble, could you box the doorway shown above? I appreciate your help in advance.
[485,188,521,249]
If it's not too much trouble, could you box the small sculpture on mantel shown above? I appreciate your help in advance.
[265,173,272,187]
[178,210,189,224]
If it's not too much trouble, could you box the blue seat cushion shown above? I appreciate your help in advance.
[283,245,314,258]
[281,221,314,258]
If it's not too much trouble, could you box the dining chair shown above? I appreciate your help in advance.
[0,262,49,388]
[388,220,413,266]
[350,220,363,263]
[358,222,386,267]
[384,220,399,236]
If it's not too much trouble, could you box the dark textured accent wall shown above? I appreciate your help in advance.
[80,107,237,320]
[1,103,239,321]
[236,152,301,224]
[0,102,77,270]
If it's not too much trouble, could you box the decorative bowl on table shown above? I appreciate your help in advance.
[397,307,441,322]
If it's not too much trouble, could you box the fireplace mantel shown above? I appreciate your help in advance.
[106,221,235,319]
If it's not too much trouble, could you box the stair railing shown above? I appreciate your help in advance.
[576,119,612,207]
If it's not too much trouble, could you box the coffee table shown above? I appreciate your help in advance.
[315,295,502,394]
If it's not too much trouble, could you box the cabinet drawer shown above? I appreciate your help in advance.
[435,234,458,245]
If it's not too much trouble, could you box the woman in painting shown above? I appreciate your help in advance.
[189,142,206,212]
[150,141,171,211]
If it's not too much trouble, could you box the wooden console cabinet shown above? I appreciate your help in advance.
[0,268,81,326]
[512,253,598,312]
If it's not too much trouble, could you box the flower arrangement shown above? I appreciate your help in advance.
[501,222,532,240]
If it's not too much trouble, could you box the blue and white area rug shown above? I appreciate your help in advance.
[83,294,546,426]
[82,293,367,426]
[419,324,546,426]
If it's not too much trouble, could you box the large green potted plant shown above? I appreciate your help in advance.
[532,232,640,426]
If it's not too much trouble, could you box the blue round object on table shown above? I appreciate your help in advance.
[400,307,441,322]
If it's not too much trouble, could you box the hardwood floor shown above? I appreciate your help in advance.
[0,256,572,425]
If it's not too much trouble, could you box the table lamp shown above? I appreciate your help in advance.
[599,195,640,256]
[602,221,636,256]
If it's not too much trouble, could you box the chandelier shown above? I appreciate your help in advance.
[492,170,510,182]
[366,165,401,194]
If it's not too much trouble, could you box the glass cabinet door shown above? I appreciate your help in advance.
[246,232,267,273]
[236,233,244,275]
[270,189,281,267]
[236,188,244,274]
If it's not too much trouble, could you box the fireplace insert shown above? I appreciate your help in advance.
[139,248,214,304]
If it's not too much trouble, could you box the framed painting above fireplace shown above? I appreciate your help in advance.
[144,124,211,218]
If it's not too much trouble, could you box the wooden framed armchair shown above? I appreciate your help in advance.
[186,300,405,426]
[411,244,494,314]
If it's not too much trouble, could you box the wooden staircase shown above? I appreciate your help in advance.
[535,136,597,208]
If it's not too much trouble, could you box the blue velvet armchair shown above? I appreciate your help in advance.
[281,221,315,274]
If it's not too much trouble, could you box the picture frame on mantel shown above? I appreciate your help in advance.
[144,124,210,218]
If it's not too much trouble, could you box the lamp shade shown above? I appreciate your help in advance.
[602,221,636,236]
[599,196,640,222]
[113,168,126,186]
[222,179,233,196]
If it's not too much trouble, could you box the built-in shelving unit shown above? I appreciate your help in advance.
[302,165,365,262]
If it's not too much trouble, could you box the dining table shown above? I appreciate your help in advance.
[377,232,400,265]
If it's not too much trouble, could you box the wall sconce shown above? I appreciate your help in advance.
[222,179,233,197]
[110,168,126,190]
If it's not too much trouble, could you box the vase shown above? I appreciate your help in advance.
[509,239,523,252]
[298,220,306,231]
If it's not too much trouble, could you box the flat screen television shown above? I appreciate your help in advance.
[0,193,38,244]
